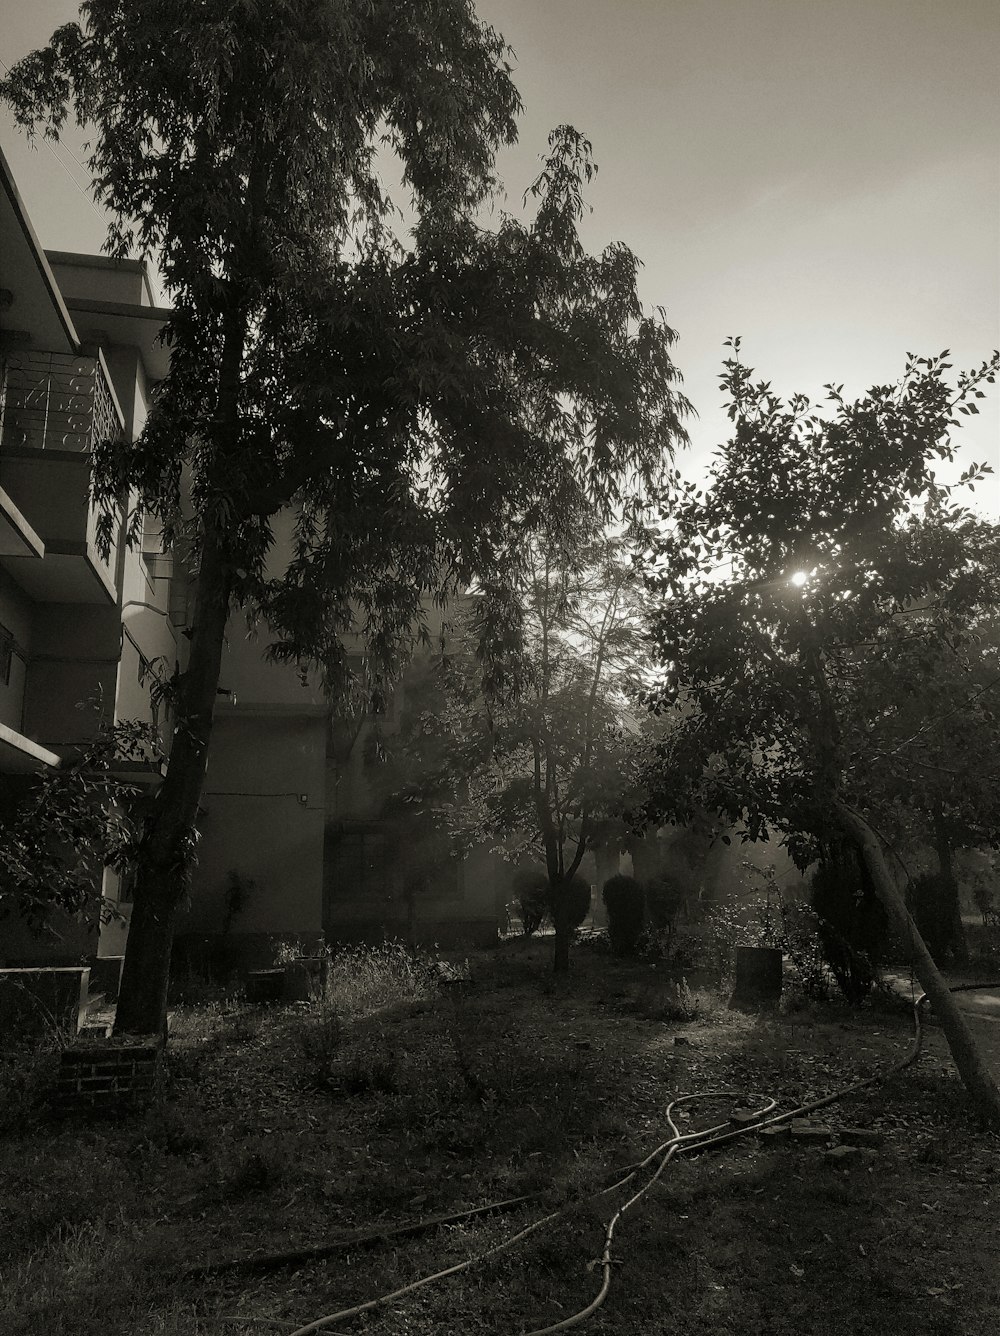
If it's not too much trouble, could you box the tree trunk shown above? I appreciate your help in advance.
[112,865,181,1038]
[114,533,235,1035]
[553,924,571,973]
[837,802,1000,1128]
[933,806,968,964]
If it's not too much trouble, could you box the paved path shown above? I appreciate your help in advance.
[884,972,1000,1080]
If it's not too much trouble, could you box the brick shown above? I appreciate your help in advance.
[840,1128,885,1148]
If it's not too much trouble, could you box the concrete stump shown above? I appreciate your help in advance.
[245,968,285,1004]
[282,957,330,1002]
[729,946,782,1010]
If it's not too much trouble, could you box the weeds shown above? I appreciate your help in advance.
[0,1043,59,1136]
[322,940,440,1014]
[629,976,714,1023]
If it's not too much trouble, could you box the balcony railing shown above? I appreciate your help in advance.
[0,350,125,603]
[0,350,122,453]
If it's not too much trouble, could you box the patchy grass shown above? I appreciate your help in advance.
[1,936,999,1335]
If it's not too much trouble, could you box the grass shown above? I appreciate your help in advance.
[2,936,999,1335]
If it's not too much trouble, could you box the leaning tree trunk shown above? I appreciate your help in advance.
[114,534,234,1036]
[837,802,1000,1128]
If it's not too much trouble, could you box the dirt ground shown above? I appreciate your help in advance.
[2,937,999,1336]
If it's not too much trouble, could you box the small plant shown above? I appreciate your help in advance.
[342,1050,399,1096]
[630,976,703,1023]
[603,874,645,955]
[273,937,305,965]
[298,1011,344,1091]
[220,1007,264,1045]
[219,1138,286,1196]
[222,869,255,934]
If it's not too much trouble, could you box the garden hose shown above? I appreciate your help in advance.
[221,982,1000,1336]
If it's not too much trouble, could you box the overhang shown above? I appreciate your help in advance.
[0,722,60,775]
[0,486,45,561]
[61,296,172,383]
[0,147,79,352]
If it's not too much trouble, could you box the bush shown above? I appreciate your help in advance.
[512,868,550,936]
[646,876,685,932]
[549,873,591,934]
[697,892,829,999]
[810,851,889,1003]
[642,876,686,956]
[603,874,645,955]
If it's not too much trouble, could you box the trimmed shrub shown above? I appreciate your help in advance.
[810,850,888,1003]
[549,873,591,934]
[646,876,685,931]
[603,874,645,955]
[512,868,550,936]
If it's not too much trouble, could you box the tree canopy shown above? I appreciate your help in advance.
[640,339,1000,1122]
[389,532,658,968]
[1,0,690,1031]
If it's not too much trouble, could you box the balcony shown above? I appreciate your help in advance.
[0,350,124,603]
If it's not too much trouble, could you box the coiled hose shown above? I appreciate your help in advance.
[222,983,998,1336]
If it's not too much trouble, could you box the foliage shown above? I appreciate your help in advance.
[645,876,685,932]
[549,873,592,934]
[640,339,1000,1116]
[322,940,441,1015]
[694,891,828,999]
[907,872,957,965]
[642,341,1000,867]
[602,874,646,955]
[973,880,996,924]
[391,533,663,970]
[511,867,551,936]
[0,719,158,934]
[809,851,889,1004]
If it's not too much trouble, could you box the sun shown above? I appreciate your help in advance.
[789,570,809,588]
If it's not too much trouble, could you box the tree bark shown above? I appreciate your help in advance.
[114,531,235,1035]
[553,923,571,973]
[837,802,1000,1128]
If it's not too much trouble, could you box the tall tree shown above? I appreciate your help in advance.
[643,340,1000,1124]
[2,1,688,1033]
[393,533,655,971]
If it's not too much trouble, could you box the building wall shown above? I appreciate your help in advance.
[46,253,153,308]
[22,603,122,750]
[178,711,327,954]
[0,568,32,733]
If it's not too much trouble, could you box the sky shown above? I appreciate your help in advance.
[2,0,998,511]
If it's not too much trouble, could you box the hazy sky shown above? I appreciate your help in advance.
[3,0,998,509]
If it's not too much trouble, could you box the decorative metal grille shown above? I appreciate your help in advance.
[0,351,123,452]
